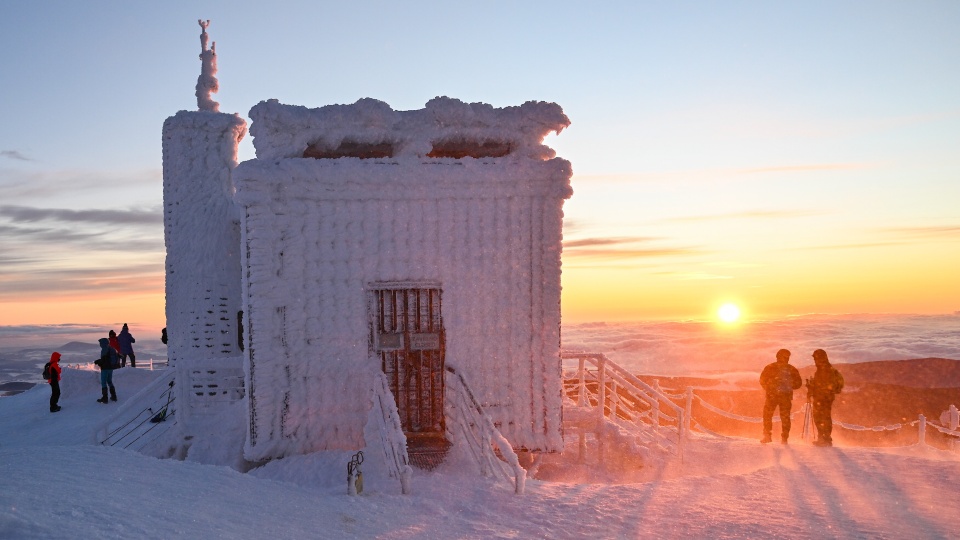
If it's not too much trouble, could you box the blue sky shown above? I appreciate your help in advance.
[1,1,958,329]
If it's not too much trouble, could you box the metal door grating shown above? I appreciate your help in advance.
[373,287,445,435]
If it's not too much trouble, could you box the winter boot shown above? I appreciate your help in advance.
[97,388,109,404]
[760,434,773,444]
[109,385,118,402]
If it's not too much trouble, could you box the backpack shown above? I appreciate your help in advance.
[104,350,120,369]
[42,362,52,381]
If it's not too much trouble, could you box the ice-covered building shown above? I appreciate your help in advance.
[162,22,572,466]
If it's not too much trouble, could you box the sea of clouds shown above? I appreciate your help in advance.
[1,314,958,388]
[561,313,960,377]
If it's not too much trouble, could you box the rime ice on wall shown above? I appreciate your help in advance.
[162,110,246,379]
[195,20,220,113]
[235,98,571,460]
[248,96,569,162]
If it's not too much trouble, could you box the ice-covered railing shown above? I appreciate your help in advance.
[445,366,526,494]
[372,372,413,494]
[562,352,685,459]
[95,369,177,450]
[658,383,960,448]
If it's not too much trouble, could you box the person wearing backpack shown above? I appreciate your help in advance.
[95,337,120,404]
[117,323,137,368]
[759,348,803,444]
[806,349,845,447]
[46,351,62,413]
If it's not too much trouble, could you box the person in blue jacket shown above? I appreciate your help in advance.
[96,337,120,403]
[117,323,137,368]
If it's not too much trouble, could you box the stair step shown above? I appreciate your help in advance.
[406,433,451,471]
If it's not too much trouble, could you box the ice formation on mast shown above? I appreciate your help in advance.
[164,20,245,434]
[196,19,220,112]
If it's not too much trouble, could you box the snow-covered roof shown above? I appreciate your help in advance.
[247,97,570,162]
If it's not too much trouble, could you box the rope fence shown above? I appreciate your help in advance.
[664,385,960,449]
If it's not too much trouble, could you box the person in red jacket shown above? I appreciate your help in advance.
[759,348,802,444]
[48,352,62,413]
[108,329,121,355]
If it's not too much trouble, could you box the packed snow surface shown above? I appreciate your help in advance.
[2,367,959,539]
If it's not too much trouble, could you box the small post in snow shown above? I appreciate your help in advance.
[684,387,694,436]
[918,414,927,447]
[947,405,959,451]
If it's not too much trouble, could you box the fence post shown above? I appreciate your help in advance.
[949,405,959,452]
[918,414,927,446]
[597,357,607,422]
[610,380,619,420]
[577,357,586,407]
[597,357,606,465]
[684,387,694,436]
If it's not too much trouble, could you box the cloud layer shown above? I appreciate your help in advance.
[562,313,960,377]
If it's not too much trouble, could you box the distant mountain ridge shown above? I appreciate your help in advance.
[798,358,960,389]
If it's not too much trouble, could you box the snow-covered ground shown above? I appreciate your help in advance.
[2,366,959,539]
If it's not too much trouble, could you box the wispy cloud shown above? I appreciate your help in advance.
[1,150,32,161]
[571,162,874,186]
[878,225,960,239]
[563,235,703,263]
[564,236,661,248]
[665,209,821,223]
[0,168,161,202]
[652,271,733,280]
[0,205,162,226]
[736,163,873,175]
[0,263,164,301]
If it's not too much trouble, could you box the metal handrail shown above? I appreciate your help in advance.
[562,351,685,459]
[445,366,526,494]
[372,372,412,494]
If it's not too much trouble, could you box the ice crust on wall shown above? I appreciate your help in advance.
[247,97,570,162]
[162,110,247,429]
[234,97,571,459]
[164,94,571,460]
[235,158,571,459]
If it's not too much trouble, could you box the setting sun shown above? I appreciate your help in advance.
[718,303,741,323]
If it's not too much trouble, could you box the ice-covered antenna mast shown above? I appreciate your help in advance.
[195,19,220,112]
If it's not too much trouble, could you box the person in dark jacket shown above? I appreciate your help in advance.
[48,351,62,412]
[806,349,844,447]
[759,348,803,444]
[117,323,136,368]
[96,337,120,404]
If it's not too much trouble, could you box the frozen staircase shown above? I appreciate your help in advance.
[561,351,686,460]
